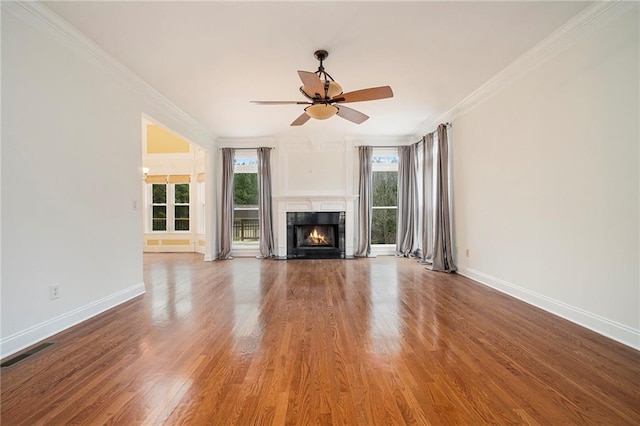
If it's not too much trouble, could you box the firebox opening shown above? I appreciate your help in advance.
[286,211,345,259]
[296,225,336,248]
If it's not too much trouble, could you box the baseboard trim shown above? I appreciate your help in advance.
[231,247,261,258]
[456,265,640,351]
[143,247,196,253]
[0,283,146,359]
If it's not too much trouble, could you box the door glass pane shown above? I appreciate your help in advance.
[371,208,397,244]
[233,209,259,241]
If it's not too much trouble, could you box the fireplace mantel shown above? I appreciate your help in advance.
[275,194,358,257]
[275,194,358,203]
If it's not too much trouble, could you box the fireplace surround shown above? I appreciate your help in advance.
[287,211,345,259]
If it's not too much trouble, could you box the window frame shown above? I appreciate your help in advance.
[173,183,190,232]
[197,180,205,234]
[150,183,168,232]
[232,151,260,246]
[371,149,399,247]
[147,182,191,233]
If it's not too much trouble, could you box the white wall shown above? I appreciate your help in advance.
[278,140,352,196]
[1,6,214,357]
[452,7,639,348]
[218,137,412,258]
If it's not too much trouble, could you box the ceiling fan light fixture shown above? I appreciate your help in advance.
[301,80,343,99]
[326,81,343,98]
[305,104,338,120]
[252,49,393,126]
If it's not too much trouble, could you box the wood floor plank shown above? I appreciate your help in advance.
[2,253,639,425]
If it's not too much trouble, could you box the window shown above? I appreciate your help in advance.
[197,179,205,234]
[151,184,167,231]
[174,183,190,231]
[147,180,190,232]
[233,154,259,243]
[371,153,398,245]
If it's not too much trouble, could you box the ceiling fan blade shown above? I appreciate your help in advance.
[332,86,393,103]
[336,105,369,124]
[297,71,324,97]
[291,112,311,126]
[251,101,310,105]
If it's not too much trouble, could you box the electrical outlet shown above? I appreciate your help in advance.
[132,200,137,211]
[50,285,59,300]
[465,249,470,257]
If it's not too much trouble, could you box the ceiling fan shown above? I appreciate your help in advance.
[251,50,393,126]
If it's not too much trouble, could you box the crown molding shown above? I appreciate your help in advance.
[344,135,417,145]
[215,136,278,147]
[413,0,638,138]
[2,1,215,143]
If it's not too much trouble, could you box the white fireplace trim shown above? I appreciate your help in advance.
[275,195,358,258]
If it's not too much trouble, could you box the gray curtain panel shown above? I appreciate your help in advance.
[355,145,373,257]
[420,134,435,264]
[396,144,419,257]
[429,124,457,272]
[218,148,235,260]
[257,147,275,258]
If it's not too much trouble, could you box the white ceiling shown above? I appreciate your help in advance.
[43,1,592,141]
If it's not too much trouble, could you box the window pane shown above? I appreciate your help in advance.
[234,157,258,166]
[233,209,259,242]
[372,156,399,164]
[372,171,398,207]
[371,208,397,244]
[152,184,166,204]
[152,206,166,231]
[174,184,189,204]
[234,173,258,206]
[175,205,189,231]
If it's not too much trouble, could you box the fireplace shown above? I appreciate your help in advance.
[287,212,345,259]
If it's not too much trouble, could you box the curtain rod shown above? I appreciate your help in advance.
[218,147,276,150]
[354,145,403,148]
[425,122,452,134]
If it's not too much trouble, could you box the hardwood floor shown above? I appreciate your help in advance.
[2,253,639,425]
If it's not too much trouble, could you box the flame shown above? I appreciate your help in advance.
[308,228,327,245]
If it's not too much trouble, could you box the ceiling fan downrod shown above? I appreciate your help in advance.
[313,50,336,83]
[311,49,340,101]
